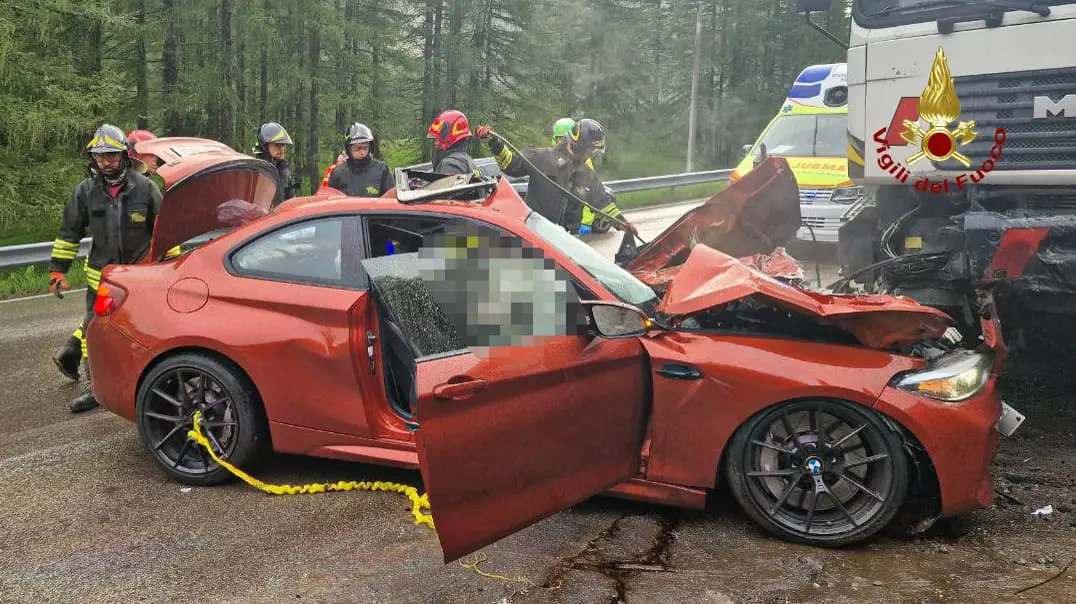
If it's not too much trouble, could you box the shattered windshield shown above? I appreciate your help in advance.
[525,211,659,311]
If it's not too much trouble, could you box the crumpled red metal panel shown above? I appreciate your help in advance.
[658,244,955,349]
[628,247,808,294]
[624,156,802,283]
[740,247,807,284]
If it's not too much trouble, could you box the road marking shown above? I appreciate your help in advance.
[0,289,88,305]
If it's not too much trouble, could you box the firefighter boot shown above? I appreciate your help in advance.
[69,393,99,413]
[52,336,81,381]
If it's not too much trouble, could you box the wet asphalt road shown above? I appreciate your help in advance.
[2,201,1073,603]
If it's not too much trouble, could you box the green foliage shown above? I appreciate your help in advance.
[616,182,727,210]
[0,259,87,299]
[1,0,850,245]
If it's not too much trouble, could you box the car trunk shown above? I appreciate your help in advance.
[133,137,279,261]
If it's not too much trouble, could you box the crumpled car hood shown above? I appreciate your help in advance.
[658,244,955,349]
[622,156,802,285]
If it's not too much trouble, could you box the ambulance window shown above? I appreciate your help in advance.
[757,114,847,158]
[824,86,847,107]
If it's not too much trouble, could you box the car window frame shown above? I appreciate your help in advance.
[224,212,368,290]
[357,209,600,364]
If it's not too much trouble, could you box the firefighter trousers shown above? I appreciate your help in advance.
[71,288,98,361]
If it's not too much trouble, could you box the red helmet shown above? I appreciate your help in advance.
[427,110,472,151]
[125,129,157,162]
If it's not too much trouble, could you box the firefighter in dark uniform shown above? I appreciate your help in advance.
[476,118,634,235]
[126,129,161,182]
[427,109,481,176]
[328,123,395,196]
[253,122,298,206]
[49,124,163,413]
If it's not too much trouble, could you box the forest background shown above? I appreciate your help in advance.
[0,0,849,246]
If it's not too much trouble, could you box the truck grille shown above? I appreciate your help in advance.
[943,67,1076,171]
[799,188,833,205]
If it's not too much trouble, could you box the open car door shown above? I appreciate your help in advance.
[359,226,650,563]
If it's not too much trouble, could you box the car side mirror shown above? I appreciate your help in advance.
[796,0,832,13]
[583,301,651,338]
[753,143,768,167]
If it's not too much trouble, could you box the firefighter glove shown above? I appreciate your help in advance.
[476,126,494,141]
[49,272,69,298]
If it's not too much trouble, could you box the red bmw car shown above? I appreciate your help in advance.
[87,138,1023,563]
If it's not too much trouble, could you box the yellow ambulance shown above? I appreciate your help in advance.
[729,63,860,243]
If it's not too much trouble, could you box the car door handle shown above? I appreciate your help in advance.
[433,377,489,401]
[657,363,702,380]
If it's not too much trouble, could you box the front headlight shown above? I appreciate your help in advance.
[892,349,993,402]
[830,186,863,204]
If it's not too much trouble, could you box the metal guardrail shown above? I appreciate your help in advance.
[0,238,94,270]
[0,167,733,269]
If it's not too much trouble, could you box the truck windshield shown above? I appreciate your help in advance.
[755,114,846,158]
[854,0,1068,27]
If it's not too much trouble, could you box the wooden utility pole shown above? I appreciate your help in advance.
[687,3,703,172]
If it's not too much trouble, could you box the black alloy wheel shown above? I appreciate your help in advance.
[136,353,269,486]
[726,399,909,547]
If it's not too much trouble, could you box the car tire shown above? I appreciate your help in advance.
[136,352,270,486]
[725,398,909,547]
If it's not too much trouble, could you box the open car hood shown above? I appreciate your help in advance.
[621,156,802,286]
[140,138,279,260]
[658,244,955,349]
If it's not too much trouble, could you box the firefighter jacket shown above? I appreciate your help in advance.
[327,157,396,197]
[432,141,480,176]
[254,150,298,206]
[49,171,163,291]
[488,138,604,232]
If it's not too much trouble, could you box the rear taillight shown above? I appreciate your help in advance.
[94,282,127,316]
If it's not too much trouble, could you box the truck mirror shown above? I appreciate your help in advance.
[742,144,752,155]
[796,0,832,13]
[753,143,768,167]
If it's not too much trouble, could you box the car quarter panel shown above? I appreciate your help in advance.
[872,381,1003,517]
[638,331,922,489]
[113,248,376,438]
[86,313,151,422]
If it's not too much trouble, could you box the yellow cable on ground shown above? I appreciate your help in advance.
[188,412,550,589]
[459,553,558,590]
[186,411,434,529]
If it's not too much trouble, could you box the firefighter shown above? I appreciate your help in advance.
[550,118,624,235]
[327,123,395,196]
[320,152,347,190]
[253,122,298,205]
[49,124,163,413]
[427,109,481,176]
[476,118,634,236]
[552,118,576,146]
[126,129,163,189]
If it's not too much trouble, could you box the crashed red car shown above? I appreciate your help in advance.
[86,138,1024,563]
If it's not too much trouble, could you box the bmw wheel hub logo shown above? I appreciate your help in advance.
[806,457,823,476]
